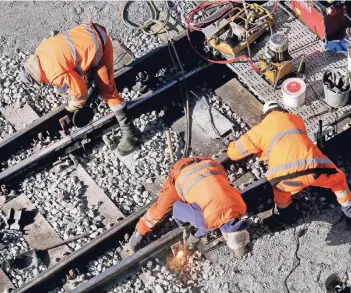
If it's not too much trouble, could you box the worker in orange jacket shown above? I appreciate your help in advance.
[228,101,351,224]
[20,22,138,155]
[128,156,251,256]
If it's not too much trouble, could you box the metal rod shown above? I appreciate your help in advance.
[71,229,182,293]
[165,128,175,163]
[0,63,210,185]
[13,203,154,293]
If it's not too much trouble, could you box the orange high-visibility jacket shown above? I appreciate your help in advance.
[136,156,247,236]
[35,22,123,110]
[228,111,336,181]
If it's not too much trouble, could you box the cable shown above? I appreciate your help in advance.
[166,31,191,157]
[183,0,273,72]
[121,0,170,36]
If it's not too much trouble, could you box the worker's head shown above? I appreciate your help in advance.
[261,100,288,121]
[20,55,43,88]
[263,100,286,114]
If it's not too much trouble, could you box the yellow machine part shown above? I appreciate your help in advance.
[207,3,274,57]
[260,60,293,84]
[209,26,272,57]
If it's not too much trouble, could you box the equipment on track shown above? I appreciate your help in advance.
[290,0,350,41]
[202,3,273,58]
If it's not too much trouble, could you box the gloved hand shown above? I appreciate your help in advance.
[65,103,80,113]
[179,224,190,242]
[127,231,143,253]
[186,233,200,250]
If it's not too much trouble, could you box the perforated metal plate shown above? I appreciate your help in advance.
[226,1,350,137]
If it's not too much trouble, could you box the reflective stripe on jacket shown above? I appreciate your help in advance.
[136,156,247,235]
[35,22,107,101]
[227,111,336,181]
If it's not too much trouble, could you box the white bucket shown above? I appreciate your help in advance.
[281,78,306,108]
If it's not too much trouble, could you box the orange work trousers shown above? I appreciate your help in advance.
[273,168,351,209]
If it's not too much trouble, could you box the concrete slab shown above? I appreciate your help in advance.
[233,172,255,189]
[0,103,39,130]
[112,40,134,72]
[0,268,14,292]
[114,149,162,196]
[192,96,233,139]
[172,118,227,157]
[215,79,262,127]
[75,164,125,224]
[1,194,71,266]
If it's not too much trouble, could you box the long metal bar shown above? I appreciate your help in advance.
[71,228,182,293]
[0,63,210,185]
[0,31,193,161]
[70,176,271,293]
[13,202,153,293]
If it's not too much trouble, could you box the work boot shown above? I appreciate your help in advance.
[115,108,139,156]
[226,230,251,257]
[276,204,299,225]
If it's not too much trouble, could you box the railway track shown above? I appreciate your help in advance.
[2,3,351,293]
[0,27,262,292]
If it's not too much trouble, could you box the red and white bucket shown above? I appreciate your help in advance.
[281,78,306,108]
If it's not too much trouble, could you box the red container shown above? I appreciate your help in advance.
[290,1,350,41]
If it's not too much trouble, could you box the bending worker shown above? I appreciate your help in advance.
[20,22,138,155]
[128,156,251,256]
[228,101,351,224]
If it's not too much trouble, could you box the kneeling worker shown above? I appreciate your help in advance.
[228,101,351,224]
[20,22,139,155]
[128,156,251,256]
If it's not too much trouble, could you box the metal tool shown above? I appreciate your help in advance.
[1,232,91,271]
[10,209,22,230]
[324,70,350,93]
[202,3,273,58]
[259,33,304,88]
[165,128,175,163]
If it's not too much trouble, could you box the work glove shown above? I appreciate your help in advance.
[179,224,190,241]
[127,231,143,253]
[186,233,200,250]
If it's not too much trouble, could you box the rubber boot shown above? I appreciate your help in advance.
[115,108,139,156]
[276,204,299,225]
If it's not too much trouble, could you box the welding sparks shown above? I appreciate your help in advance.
[176,250,184,259]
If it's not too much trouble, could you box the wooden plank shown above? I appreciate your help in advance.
[215,78,262,127]
[0,103,39,130]
[75,164,125,225]
[1,195,71,267]
[0,268,15,292]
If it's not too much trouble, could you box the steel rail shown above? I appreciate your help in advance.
[11,152,270,293]
[13,202,154,293]
[70,177,269,293]
[0,30,201,161]
[0,63,210,186]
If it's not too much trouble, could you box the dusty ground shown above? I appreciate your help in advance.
[1,2,351,293]
[0,1,174,58]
